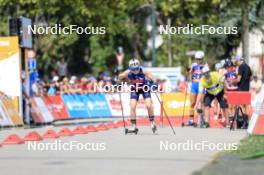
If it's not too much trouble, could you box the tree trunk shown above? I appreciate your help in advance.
[167,18,172,67]
[242,0,249,63]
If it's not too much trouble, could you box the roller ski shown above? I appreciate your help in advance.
[125,128,139,135]
[125,119,138,135]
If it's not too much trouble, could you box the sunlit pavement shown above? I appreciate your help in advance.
[0,126,246,175]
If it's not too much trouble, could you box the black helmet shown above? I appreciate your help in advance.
[224,60,234,67]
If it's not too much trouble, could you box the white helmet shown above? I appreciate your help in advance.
[220,59,226,67]
[129,58,140,71]
[202,66,210,74]
[195,51,204,59]
[215,63,222,70]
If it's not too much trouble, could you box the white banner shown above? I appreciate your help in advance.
[0,53,21,96]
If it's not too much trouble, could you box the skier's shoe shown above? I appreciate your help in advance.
[187,119,195,126]
[197,121,204,128]
[202,122,210,128]
[151,122,157,134]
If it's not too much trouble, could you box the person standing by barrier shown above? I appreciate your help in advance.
[233,56,252,91]
[232,55,252,116]
[21,71,33,125]
[118,59,158,133]
[195,67,229,127]
[188,51,208,126]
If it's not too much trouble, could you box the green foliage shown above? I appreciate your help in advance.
[0,0,263,76]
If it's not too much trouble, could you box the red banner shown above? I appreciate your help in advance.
[30,98,45,123]
[42,96,69,120]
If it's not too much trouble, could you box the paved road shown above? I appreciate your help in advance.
[0,126,246,175]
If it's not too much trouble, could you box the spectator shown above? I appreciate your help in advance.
[79,77,89,94]
[47,81,57,96]
[32,78,46,96]
[60,77,70,94]
[87,76,98,93]
[21,72,31,124]
[69,76,80,94]
[56,57,68,80]
[32,78,40,96]
[233,55,252,91]
[233,55,252,117]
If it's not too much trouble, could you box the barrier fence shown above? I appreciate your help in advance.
[29,92,191,124]
[1,92,261,131]
[0,97,23,126]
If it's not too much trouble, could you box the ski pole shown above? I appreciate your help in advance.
[154,92,176,135]
[181,82,188,127]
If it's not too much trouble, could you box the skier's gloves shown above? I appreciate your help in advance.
[148,80,159,92]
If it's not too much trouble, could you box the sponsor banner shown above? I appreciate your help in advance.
[1,98,23,125]
[28,92,190,123]
[85,93,111,117]
[0,37,21,97]
[106,93,122,117]
[30,97,45,123]
[33,97,53,123]
[0,99,13,126]
[106,93,160,117]
[42,96,69,120]
[62,94,90,118]
[161,93,191,116]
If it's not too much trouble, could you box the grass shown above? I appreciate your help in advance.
[192,135,264,175]
[234,135,264,159]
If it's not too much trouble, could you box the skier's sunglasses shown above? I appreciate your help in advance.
[130,67,140,72]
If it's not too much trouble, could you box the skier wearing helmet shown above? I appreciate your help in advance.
[118,58,158,134]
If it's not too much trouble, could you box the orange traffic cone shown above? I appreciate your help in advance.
[58,128,74,137]
[72,126,87,134]
[24,131,43,141]
[2,134,24,145]
[42,129,59,139]
[96,124,108,131]
[86,125,98,132]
